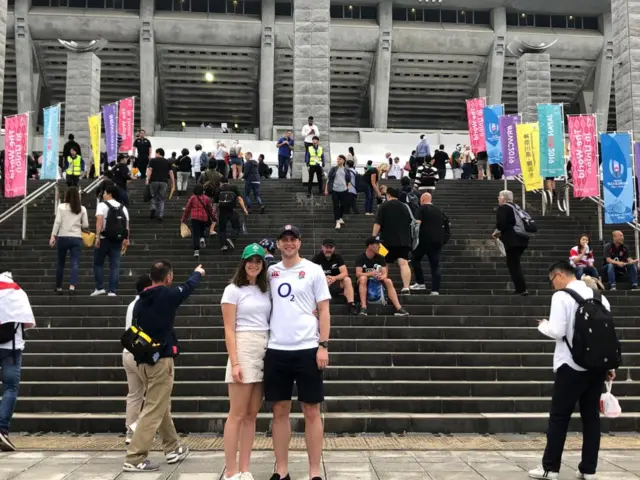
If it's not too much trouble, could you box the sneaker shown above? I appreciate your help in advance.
[0,430,16,451]
[576,472,597,480]
[359,307,368,316]
[394,308,410,316]
[410,283,426,291]
[260,206,266,214]
[166,445,190,464]
[123,460,159,472]
[90,289,106,296]
[365,212,374,216]
[221,245,229,251]
[194,250,200,258]
[108,292,117,297]
[240,473,256,480]
[54,288,63,295]
[528,466,558,479]
[349,303,359,315]
[335,221,341,230]
[199,238,206,249]
[268,475,290,480]
[311,477,323,480]
[430,291,440,296]
[400,288,410,295]
[338,218,345,225]
[307,193,311,198]
[610,285,617,291]
[227,238,235,249]
[632,284,639,290]
[224,474,242,480]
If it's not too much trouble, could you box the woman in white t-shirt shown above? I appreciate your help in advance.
[221,243,271,480]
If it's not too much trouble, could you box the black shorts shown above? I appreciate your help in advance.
[264,348,324,404]
[545,177,555,181]
[329,282,344,297]
[385,246,411,263]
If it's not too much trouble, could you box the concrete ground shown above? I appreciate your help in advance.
[1,449,640,480]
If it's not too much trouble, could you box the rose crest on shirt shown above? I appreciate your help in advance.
[298,271,306,280]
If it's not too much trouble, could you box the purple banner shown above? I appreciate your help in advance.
[102,103,118,164]
[500,114,521,176]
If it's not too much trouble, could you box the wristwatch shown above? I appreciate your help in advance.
[319,341,329,349]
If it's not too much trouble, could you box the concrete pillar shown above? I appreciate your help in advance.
[593,13,614,132]
[372,0,392,129]
[487,7,506,106]
[612,0,640,137]
[516,53,551,123]
[259,0,275,140]
[293,0,331,180]
[139,0,156,134]
[64,52,101,162]
[15,0,35,121]
[578,90,594,113]
[0,0,7,121]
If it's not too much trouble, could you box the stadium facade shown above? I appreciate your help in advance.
[0,0,633,141]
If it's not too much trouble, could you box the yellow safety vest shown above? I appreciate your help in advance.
[308,146,323,166]
[66,155,82,176]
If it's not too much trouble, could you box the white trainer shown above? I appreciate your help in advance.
[528,466,558,479]
[576,471,597,480]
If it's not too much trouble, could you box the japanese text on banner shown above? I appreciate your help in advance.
[516,122,543,192]
[601,132,634,224]
[103,103,118,164]
[568,115,598,198]
[118,97,134,152]
[466,98,486,154]
[88,114,102,176]
[3,113,29,198]
[41,105,61,180]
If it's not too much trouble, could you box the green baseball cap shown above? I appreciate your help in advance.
[242,243,265,260]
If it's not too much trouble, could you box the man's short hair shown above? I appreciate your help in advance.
[220,176,229,184]
[195,144,202,151]
[401,176,411,187]
[104,184,119,197]
[386,186,399,198]
[312,136,319,141]
[135,274,152,294]
[548,261,576,277]
[156,148,165,157]
[338,154,346,162]
[439,144,444,149]
[150,260,172,283]
[308,116,314,121]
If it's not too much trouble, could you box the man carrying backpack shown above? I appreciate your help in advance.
[529,261,618,480]
[0,270,36,452]
[92,184,130,296]
[214,177,248,251]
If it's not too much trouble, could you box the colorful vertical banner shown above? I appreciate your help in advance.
[537,104,565,178]
[3,113,29,198]
[483,104,503,165]
[568,115,599,198]
[88,113,102,176]
[466,97,486,154]
[635,142,640,202]
[500,114,522,177]
[102,103,118,164]
[515,122,543,191]
[601,132,634,224]
[41,104,61,180]
[118,97,134,152]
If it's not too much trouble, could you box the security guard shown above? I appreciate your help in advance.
[65,148,84,187]
[305,135,325,197]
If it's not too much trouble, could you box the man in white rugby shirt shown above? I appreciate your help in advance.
[264,225,331,480]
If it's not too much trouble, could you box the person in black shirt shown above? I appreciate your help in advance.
[214,177,248,251]
[311,238,357,314]
[355,236,408,316]
[63,134,81,160]
[134,130,152,179]
[603,230,639,290]
[493,190,529,295]
[112,155,132,206]
[176,148,192,195]
[373,186,412,294]
[410,192,449,295]
[433,145,449,180]
[146,148,175,222]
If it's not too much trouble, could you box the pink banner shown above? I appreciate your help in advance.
[568,115,599,198]
[118,97,134,152]
[466,97,487,154]
[3,113,29,198]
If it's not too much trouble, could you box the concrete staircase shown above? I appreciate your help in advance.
[0,178,639,434]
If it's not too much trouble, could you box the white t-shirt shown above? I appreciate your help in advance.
[268,259,331,350]
[389,163,404,179]
[96,199,130,238]
[302,124,319,144]
[123,296,139,353]
[221,284,271,332]
[0,324,25,351]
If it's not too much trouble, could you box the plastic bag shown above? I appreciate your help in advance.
[600,381,622,418]
[180,223,191,239]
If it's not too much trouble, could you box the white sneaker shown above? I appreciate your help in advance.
[107,292,117,297]
[199,238,206,248]
[528,466,559,479]
[240,473,255,480]
[338,218,345,225]
[430,291,440,296]
[223,474,243,480]
[90,289,106,296]
[335,221,341,230]
[576,472,597,480]
[410,283,426,290]
[400,287,410,295]
[166,445,189,464]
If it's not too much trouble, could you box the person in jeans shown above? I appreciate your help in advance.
[49,186,89,295]
[112,155,132,207]
[529,261,616,480]
[146,148,175,222]
[176,148,191,195]
[325,154,353,230]
[243,152,265,214]
[305,136,325,197]
[91,184,130,297]
[345,159,359,214]
[276,130,294,179]
[123,274,153,445]
[123,261,203,472]
[363,164,385,215]
[493,190,529,296]
[0,270,36,452]
[181,184,215,258]
[215,177,248,251]
[569,234,600,280]
[603,230,639,290]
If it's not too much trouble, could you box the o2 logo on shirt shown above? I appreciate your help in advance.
[278,282,295,302]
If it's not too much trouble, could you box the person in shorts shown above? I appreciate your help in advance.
[221,244,271,480]
[311,238,358,315]
[265,225,331,480]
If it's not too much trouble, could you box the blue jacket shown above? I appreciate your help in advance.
[277,136,294,157]
[133,272,202,358]
[305,145,325,167]
[243,159,260,183]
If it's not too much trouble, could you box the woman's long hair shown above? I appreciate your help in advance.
[231,256,268,293]
[577,234,590,253]
[65,186,82,215]
[377,163,389,179]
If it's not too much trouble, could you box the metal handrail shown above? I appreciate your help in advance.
[81,176,105,195]
[0,181,57,239]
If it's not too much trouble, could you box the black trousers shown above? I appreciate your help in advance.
[215,159,227,178]
[348,192,359,214]
[307,165,323,194]
[437,168,446,180]
[66,175,80,187]
[218,210,240,247]
[506,246,527,293]
[412,243,442,291]
[542,365,606,475]
[190,219,207,250]
[331,190,349,221]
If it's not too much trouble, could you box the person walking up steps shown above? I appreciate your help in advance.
[305,136,325,198]
[215,177,248,251]
[265,225,331,480]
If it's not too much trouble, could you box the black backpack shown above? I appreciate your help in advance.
[0,322,24,354]
[404,190,420,215]
[218,187,237,208]
[561,288,622,371]
[103,202,127,241]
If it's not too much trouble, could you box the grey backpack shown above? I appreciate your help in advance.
[507,203,538,238]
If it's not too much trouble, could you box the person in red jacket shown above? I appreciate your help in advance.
[569,234,600,280]
[181,184,215,258]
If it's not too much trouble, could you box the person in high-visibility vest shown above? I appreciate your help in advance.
[305,136,325,197]
[65,148,85,187]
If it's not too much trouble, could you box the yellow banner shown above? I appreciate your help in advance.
[88,113,101,176]
[516,122,543,192]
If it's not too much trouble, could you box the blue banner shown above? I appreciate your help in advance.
[41,104,60,180]
[601,132,634,224]
[537,104,565,178]
[483,104,503,165]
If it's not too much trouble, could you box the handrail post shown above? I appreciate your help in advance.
[565,183,570,217]
[54,183,60,214]
[521,181,526,210]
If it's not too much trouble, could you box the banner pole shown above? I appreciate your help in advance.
[596,123,603,242]
[22,112,30,241]
[631,133,640,261]
[560,104,570,216]
[522,180,526,210]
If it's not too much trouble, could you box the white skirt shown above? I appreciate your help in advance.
[225,331,269,384]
